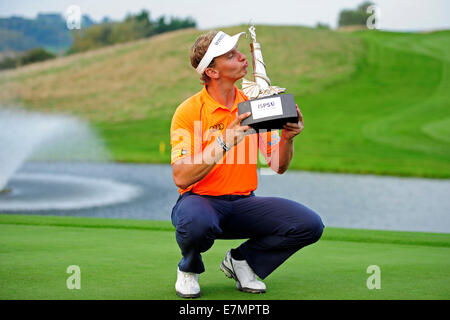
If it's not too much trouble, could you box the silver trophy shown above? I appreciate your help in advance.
[238,25,298,130]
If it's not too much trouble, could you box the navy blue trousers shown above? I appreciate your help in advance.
[171,191,324,279]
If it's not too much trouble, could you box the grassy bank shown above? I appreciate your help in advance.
[1,214,449,300]
[0,26,449,178]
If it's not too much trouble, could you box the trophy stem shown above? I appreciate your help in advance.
[250,42,270,90]
[242,25,286,99]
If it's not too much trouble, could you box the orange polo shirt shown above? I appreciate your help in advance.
[170,85,281,196]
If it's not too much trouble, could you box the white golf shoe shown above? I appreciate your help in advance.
[175,267,201,298]
[220,250,266,293]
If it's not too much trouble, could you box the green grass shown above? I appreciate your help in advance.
[2,26,449,177]
[293,30,450,178]
[1,214,449,300]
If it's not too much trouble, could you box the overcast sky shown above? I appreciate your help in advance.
[1,0,449,31]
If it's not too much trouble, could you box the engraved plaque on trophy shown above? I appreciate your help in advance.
[238,25,298,130]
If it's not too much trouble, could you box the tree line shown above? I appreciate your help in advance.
[0,10,196,70]
[68,10,196,54]
[338,1,374,28]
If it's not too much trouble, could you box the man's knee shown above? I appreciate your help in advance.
[292,213,324,245]
[174,196,221,242]
[176,214,221,245]
[309,217,324,243]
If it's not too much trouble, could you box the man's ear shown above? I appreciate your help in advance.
[205,67,219,80]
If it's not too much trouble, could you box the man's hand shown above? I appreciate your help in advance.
[222,112,252,148]
[282,105,304,141]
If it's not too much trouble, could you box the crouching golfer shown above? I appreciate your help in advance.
[170,30,324,298]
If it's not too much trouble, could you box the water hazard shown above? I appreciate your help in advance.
[1,162,449,234]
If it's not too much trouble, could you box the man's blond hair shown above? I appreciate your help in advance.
[190,30,218,84]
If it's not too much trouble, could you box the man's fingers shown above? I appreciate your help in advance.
[240,111,251,121]
[283,122,304,131]
[296,106,304,124]
[227,112,250,132]
[239,125,251,132]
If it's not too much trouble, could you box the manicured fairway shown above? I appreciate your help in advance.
[1,214,448,300]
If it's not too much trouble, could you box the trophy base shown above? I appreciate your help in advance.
[238,94,297,130]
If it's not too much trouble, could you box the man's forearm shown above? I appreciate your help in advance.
[274,132,294,174]
[172,138,226,189]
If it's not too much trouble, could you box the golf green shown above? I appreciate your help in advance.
[1,214,448,300]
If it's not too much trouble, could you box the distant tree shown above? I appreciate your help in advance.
[69,23,113,53]
[316,22,330,30]
[110,17,154,44]
[0,56,18,70]
[338,1,374,27]
[154,15,196,34]
[123,9,155,38]
[0,47,56,70]
[19,47,55,65]
[154,16,168,34]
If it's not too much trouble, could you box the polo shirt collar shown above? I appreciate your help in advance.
[201,85,239,113]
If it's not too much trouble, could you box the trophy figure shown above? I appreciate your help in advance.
[238,25,298,130]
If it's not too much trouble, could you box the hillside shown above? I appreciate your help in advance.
[0,25,449,178]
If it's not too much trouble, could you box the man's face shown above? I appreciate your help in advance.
[213,46,248,82]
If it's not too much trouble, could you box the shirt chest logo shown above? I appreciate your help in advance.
[209,122,224,132]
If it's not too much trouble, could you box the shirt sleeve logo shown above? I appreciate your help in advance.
[268,131,280,146]
[171,148,188,158]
